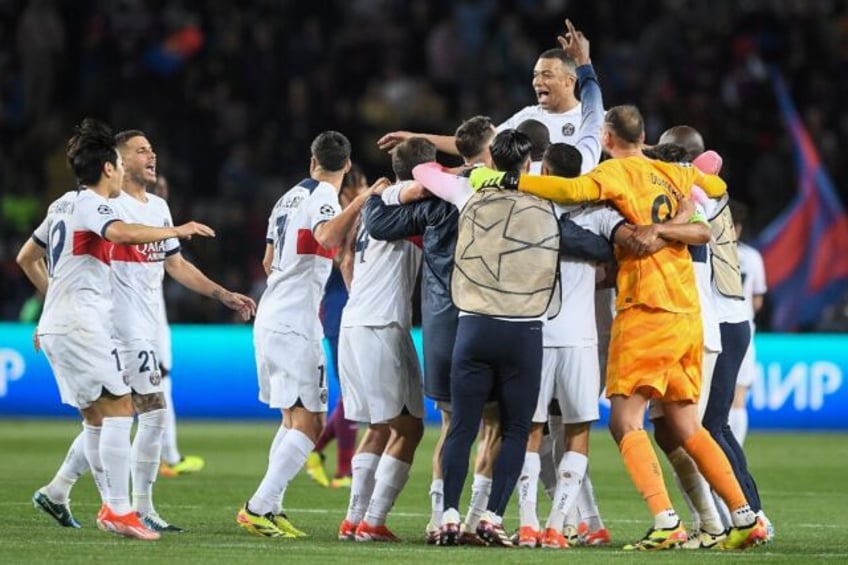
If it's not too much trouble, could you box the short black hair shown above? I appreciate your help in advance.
[392,137,437,181]
[543,143,583,178]
[455,115,495,161]
[605,105,644,144]
[115,129,147,147]
[538,48,577,74]
[643,143,689,164]
[490,129,533,174]
[66,118,118,186]
[516,119,551,161]
[311,131,351,172]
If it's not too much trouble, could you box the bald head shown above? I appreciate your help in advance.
[658,126,704,161]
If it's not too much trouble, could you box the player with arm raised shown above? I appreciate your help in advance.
[470,106,766,551]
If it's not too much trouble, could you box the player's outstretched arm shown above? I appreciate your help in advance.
[104,220,214,245]
[164,252,257,320]
[314,178,391,249]
[518,171,602,203]
[377,131,459,155]
[16,237,49,296]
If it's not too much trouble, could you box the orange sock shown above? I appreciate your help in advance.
[619,430,672,515]
[683,427,747,510]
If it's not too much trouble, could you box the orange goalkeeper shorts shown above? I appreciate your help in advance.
[605,306,703,402]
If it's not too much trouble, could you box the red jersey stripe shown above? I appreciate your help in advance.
[73,231,113,265]
[296,228,336,259]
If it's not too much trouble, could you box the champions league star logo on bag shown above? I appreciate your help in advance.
[561,123,575,136]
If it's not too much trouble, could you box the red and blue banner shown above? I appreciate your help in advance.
[755,72,848,331]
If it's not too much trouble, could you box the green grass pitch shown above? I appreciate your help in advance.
[1,420,846,563]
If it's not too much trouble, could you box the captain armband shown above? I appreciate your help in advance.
[688,211,709,226]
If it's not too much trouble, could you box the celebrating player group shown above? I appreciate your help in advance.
[18,18,771,551]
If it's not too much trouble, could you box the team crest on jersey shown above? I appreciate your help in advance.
[97,204,114,215]
[319,204,336,217]
[149,370,162,387]
[561,123,575,136]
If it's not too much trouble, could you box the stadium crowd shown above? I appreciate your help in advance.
[2,0,848,329]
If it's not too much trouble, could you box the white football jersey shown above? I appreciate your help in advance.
[738,242,767,322]
[254,178,341,339]
[109,192,180,346]
[499,104,584,146]
[341,183,423,329]
[543,204,623,347]
[33,189,121,335]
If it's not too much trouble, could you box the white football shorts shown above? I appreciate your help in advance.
[534,345,601,424]
[255,327,328,412]
[40,329,131,409]
[116,340,164,395]
[338,323,424,424]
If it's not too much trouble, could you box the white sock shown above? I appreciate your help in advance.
[565,504,580,530]
[654,508,680,530]
[538,433,557,500]
[729,407,749,446]
[577,472,604,531]
[730,504,758,528]
[248,428,314,516]
[45,429,89,503]
[83,423,108,504]
[100,416,134,515]
[713,491,732,529]
[345,452,380,524]
[429,479,444,528]
[464,473,492,530]
[268,425,289,514]
[545,451,587,531]
[667,447,724,533]
[364,455,411,526]
[672,467,701,532]
[132,409,166,515]
[160,377,181,465]
[269,424,289,461]
[517,452,541,529]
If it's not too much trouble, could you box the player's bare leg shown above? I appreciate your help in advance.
[426,407,450,542]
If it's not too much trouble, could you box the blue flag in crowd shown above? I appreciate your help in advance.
[756,72,848,331]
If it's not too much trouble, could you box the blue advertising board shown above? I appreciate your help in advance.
[1,323,845,429]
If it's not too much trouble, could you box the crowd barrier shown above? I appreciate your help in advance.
[1,323,845,429]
